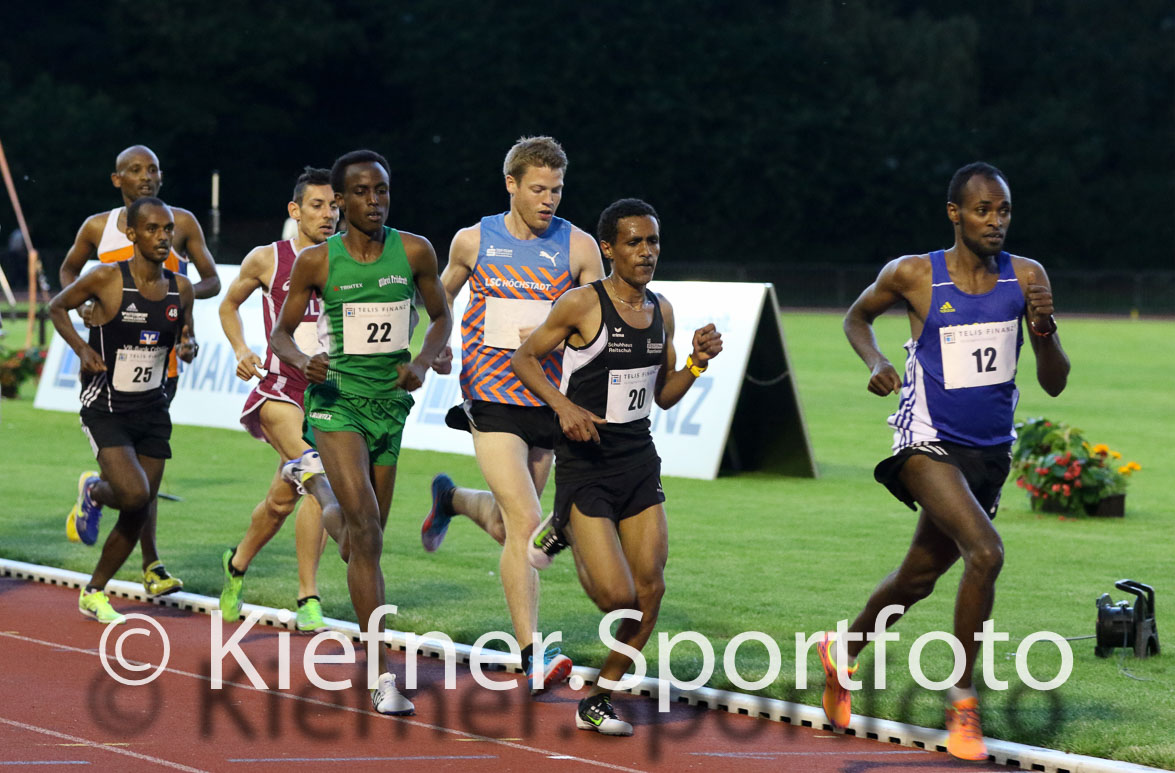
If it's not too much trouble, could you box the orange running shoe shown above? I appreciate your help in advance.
[816,631,858,729]
[945,696,988,761]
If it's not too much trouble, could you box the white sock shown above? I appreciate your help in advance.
[948,685,978,705]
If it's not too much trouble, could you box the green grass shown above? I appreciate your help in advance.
[2,313,1172,768]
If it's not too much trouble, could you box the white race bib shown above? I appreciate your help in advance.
[605,365,661,423]
[940,319,1019,389]
[483,296,553,350]
[342,301,410,355]
[112,347,167,392]
[293,320,320,355]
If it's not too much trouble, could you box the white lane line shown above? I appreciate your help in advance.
[0,631,644,773]
[0,717,208,772]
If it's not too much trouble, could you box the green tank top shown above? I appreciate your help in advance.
[318,227,415,397]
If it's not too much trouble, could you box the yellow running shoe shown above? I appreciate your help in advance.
[816,631,858,729]
[143,561,183,597]
[946,696,988,761]
[66,471,102,544]
[78,588,126,624]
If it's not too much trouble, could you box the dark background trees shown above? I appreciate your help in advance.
[1,0,1171,288]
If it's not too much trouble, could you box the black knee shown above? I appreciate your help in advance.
[966,542,1004,579]
[591,586,638,615]
[113,506,150,540]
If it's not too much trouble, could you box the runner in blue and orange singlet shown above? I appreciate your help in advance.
[419,136,605,695]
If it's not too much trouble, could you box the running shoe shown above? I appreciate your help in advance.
[945,696,988,761]
[527,646,573,694]
[78,588,126,625]
[816,631,858,730]
[142,561,183,597]
[371,672,415,715]
[219,549,244,622]
[420,473,456,553]
[296,597,328,633]
[575,694,633,736]
[66,471,103,545]
[281,449,324,496]
[527,512,567,570]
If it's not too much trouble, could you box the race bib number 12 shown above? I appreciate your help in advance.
[940,319,1018,389]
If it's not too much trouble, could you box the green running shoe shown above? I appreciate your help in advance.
[219,548,244,622]
[296,597,328,633]
[78,588,126,625]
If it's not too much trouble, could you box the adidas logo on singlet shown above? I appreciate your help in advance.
[939,301,957,313]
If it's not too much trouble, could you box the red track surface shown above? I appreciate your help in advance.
[0,577,1003,772]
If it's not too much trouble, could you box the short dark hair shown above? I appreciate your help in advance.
[127,196,168,229]
[292,166,332,205]
[597,198,660,245]
[330,150,391,194]
[947,162,1008,205]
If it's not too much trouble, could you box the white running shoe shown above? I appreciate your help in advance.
[371,672,415,716]
[281,449,324,495]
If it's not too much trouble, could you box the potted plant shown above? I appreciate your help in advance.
[0,345,47,398]
[1012,418,1141,517]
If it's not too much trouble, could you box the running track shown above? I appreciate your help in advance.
[0,576,1022,772]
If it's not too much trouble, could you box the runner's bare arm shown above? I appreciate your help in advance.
[512,287,605,443]
[569,227,605,285]
[271,243,328,383]
[844,257,919,396]
[1013,257,1069,397]
[441,225,479,305]
[173,208,221,299]
[59,215,104,287]
[219,245,272,381]
[175,276,198,363]
[653,294,722,409]
[399,233,452,391]
[48,265,119,373]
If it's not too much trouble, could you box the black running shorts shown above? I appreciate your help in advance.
[554,456,665,528]
[445,399,557,450]
[80,406,173,459]
[874,441,1012,518]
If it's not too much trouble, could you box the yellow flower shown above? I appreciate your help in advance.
[1127,461,1141,471]
[1110,451,1122,459]
[1092,443,1110,455]
[1118,465,1132,475]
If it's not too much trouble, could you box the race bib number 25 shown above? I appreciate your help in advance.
[940,319,1018,389]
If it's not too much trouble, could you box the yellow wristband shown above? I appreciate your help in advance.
[685,355,706,378]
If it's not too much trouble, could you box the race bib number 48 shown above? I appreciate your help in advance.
[940,319,1018,389]
[605,364,661,423]
[112,347,168,392]
[342,301,410,355]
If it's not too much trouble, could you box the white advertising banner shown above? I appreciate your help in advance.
[36,266,777,479]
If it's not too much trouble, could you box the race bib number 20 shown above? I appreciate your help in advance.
[605,365,661,423]
[940,319,1018,389]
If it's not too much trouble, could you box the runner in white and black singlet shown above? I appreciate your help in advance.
[511,198,723,737]
[49,197,198,625]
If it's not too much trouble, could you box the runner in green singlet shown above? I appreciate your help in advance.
[270,149,451,716]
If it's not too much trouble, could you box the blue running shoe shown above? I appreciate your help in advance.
[421,474,456,553]
[528,646,573,695]
[66,471,103,546]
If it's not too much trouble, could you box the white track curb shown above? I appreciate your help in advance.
[1,557,1163,773]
